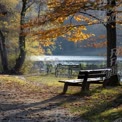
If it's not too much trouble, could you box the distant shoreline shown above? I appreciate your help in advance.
[29,55,122,62]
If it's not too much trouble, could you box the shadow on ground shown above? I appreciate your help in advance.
[0,89,90,122]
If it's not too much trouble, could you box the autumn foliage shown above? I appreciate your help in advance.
[0,0,122,73]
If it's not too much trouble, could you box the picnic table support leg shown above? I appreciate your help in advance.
[62,83,68,94]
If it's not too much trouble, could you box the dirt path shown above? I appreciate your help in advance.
[0,78,88,122]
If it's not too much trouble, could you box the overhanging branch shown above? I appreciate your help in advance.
[79,11,106,27]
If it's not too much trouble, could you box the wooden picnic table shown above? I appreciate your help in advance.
[55,64,81,77]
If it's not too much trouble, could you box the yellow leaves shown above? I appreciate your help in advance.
[74,15,84,22]
[74,14,98,25]
[3,21,8,26]
[1,0,18,5]
[67,33,94,43]
[7,0,18,4]
[29,24,94,46]
[32,26,68,40]
[40,39,54,47]
[25,30,55,55]
[0,0,19,9]
[63,26,94,43]
[0,10,20,36]
[26,38,44,55]
[47,0,88,24]
[56,17,65,23]
[48,0,61,8]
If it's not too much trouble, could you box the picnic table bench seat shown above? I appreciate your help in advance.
[59,68,111,93]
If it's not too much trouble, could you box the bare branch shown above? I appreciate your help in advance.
[79,11,106,27]
[25,0,35,11]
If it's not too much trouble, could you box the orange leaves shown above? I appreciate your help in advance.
[0,13,6,17]
[39,39,54,47]
[21,23,31,29]
[48,0,86,8]
[47,0,88,22]
[33,26,69,40]
[56,17,66,23]
[74,15,84,22]
[20,0,97,46]
[48,0,61,8]
[99,35,106,39]
[26,23,94,45]
[74,14,99,25]
[63,26,94,43]
[117,47,122,56]
[92,41,107,48]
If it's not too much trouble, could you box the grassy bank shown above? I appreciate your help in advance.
[20,74,122,122]
[0,74,122,122]
[61,86,122,122]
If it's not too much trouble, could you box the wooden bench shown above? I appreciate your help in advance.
[59,68,111,93]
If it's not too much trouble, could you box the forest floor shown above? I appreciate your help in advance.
[0,74,122,122]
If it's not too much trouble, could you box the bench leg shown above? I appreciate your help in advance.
[82,83,90,91]
[62,83,68,94]
[86,83,90,90]
[103,79,109,88]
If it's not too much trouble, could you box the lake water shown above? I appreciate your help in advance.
[30,55,122,81]
[30,55,122,62]
[29,55,122,62]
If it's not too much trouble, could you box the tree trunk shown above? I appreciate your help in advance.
[106,0,120,86]
[0,30,9,73]
[11,0,27,74]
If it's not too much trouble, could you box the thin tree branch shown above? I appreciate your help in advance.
[79,11,106,27]
[25,0,35,11]
[38,3,42,18]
